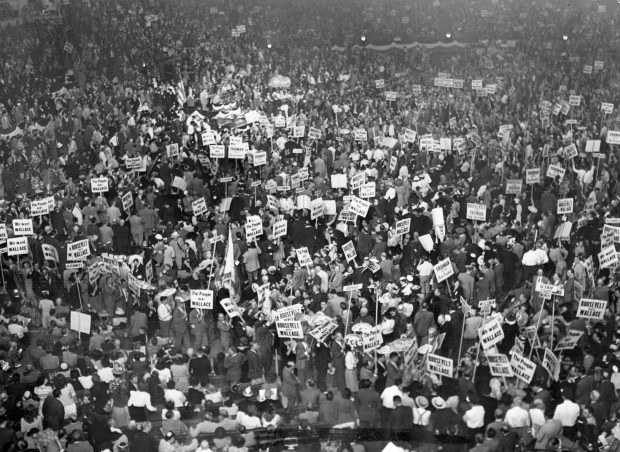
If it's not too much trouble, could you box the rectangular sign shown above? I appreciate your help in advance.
[192,198,208,216]
[466,203,486,221]
[7,237,28,256]
[296,247,313,267]
[191,290,214,309]
[479,318,505,349]
[342,240,357,262]
[505,179,523,195]
[427,353,453,378]
[599,245,618,269]
[433,258,454,283]
[67,239,90,260]
[557,198,574,214]
[91,177,109,193]
[510,353,536,384]
[349,196,370,218]
[12,219,33,236]
[486,354,513,377]
[526,168,541,184]
[276,321,304,339]
[309,321,338,343]
[554,330,584,351]
[576,298,607,319]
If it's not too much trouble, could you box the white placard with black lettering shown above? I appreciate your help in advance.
[359,182,376,199]
[526,168,541,184]
[466,203,486,221]
[554,330,584,351]
[192,198,208,216]
[273,219,287,239]
[362,327,382,353]
[349,196,370,217]
[433,258,454,283]
[576,298,607,320]
[67,239,91,260]
[342,240,357,262]
[557,198,573,214]
[122,192,133,211]
[505,180,523,195]
[220,297,240,318]
[276,321,304,339]
[42,244,59,262]
[310,321,338,344]
[191,290,214,309]
[599,245,618,269]
[296,247,312,267]
[607,131,620,145]
[310,198,324,220]
[510,353,536,384]
[30,199,50,216]
[245,216,263,240]
[395,218,410,235]
[7,237,29,256]
[427,353,453,378]
[546,164,566,181]
[478,318,505,349]
[12,219,33,236]
[486,353,513,377]
[91,177,109,193]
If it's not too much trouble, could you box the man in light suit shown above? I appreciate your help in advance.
[458,266,476,301]
[171,298,190,353]
[295,338,310,389]
[224,346,246,385]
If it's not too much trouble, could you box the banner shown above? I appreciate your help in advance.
[190,290,214,309]
[427,353,453,378]
[576,298,607,319]
[433,258,454,283]
[276,320,304,339]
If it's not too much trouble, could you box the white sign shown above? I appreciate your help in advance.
[67,239,91,260]
[546,164,566,181]
[191,290,214,309]
[273,219,287,239]
[220,297,240,318]
[602,102,614,114]
[505,179,523,195]
[70,312,91,334]
[245,215,263,240]
[542,348,560,381]
[276,321,304,339]
[343,284,363,292]
[427,353,453,378]
[310,198,324,220]
[433,258,454,283]
[310,321,338,344]
[486,354,513,377]
[0,224,6,241]
[276,304,304,321]
[526,168,541,184]
[554,330,584,351]
[30,199,50,216]
[253,151,267,166]
[607,131,620,145]
[349,197,370,217]
[91,177,109,193]
[359,182,376,199]
[192,198,208,216]
[599,245,618,269]
[125,157,142,170]
[296,247,313,267]
[210,145,225,158]
[510,353,536,384]
[478,318,505,349]
[466,203,486,221]
[7,237,28,256]
[41,244,59,262]
[362,327,382,353]
[395,218,410,236]
[557,198,573,214]
[12,219,33,236]
[166,143,179,157]
[122,192,133,211]
[354,129,367,141]
[569,95,581,106]
[576,298,607,320]
[342,240,357,262]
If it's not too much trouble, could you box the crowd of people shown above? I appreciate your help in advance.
[0,0,620,451]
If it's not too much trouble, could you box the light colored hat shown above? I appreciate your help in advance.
[431,396,446,409]
[243,387,253,397]
[415,396,429,409]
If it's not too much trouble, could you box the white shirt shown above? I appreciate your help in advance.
[416,261,434,277]
[164,388,186,408]
[97,367,114,383]
[158,302,172,322]
[128,391,156,410]
[553,400,580,426]
[237,411,262,430]
[380,386,404,409]
[345,351,358,370]
[505,405,530,428]
[463,405,485,428]
[521,250,539,266]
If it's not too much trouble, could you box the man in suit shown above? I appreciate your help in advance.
[330,332,346,391]
[170,298,190,353]
[389,395,413,441]
[224,346,246,385]
[299,379,321,408]
[246,342,264,385]
[281,361,299,409]
[413,302,435,345]
[458,266,476,301]
[355,379,382,428]
[189,347,211,387]
[535,414,563,450]
[42,389,65,431]
[295,339,310,389]
[385,352,403,388]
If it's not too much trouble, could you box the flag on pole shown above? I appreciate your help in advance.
[223,228,237,294]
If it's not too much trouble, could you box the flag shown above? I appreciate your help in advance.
[223,228,237,294]
[176,80,186,107]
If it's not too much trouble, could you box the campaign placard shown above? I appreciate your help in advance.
[310,198,324,220]
[67,239,91,260]
[349,197,370,218]
[296,247,313,267]
[210,144,225,158]
[310,321,338,344]
[510,353,536,384]
[427,353,453,378]
[404,337,419,369]
[307,127,321,140]
[293,126,305,138]
[245,215,263,240]
[433,258,454,283]
[576,298,607,319]
[466,203,486,221]
[220,297,240,318]
[342,240,357,262]
[478,299,496,315]
[91,177,109,193]
[343,284,363,292]
[273,219,287,239]
[395,218,411,235]
[526,168,541,184]
[192,198,208,216]
[569,95,581,106]
[359,182,376,199]
[253,151,267,166]
[505,179,523,195]
[478,318,505,349]
[276,321,304,339]
[375,79,385,89]
[354,129,367,141]
[602,103,614,115]
[7,237,29,256]
[12,219,33,236]
[599,245,618,269]
[276,304,303,321]
[70,312,91,334]
[362,327,382,353]
[486,354,513,377]
[338,210,357,222]
[41,244,59,262]
[30,199,50,216]
[607,131,620,145]
[557,198,574,214]
[542,348,560,381]
[546,164,566,181]
[0,224,6,241]
[191,290,214,309]
[555,329,584,351]
[403,128,417,143]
